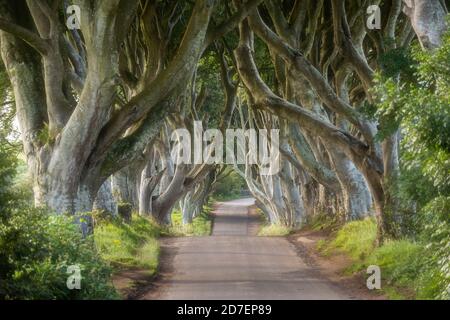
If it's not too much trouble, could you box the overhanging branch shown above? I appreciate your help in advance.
[0,18,49,55]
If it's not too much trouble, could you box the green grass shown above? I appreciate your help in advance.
[94,203,214,277]
[361,240,422,298]
[323,218,377,260]
[361,240,448,300]
[309,213,340,232]
[317,218,448,300]
[94,216,160,275]
[258,224,292,237]
[164,208,212,237]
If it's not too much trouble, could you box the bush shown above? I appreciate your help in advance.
[360,238,448,300]
[0,208,118,300]
[0,103,118,299]
[0,138,18,223]
[417,197,450,299]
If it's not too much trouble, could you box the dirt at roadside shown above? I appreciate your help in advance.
[112,237,178,300]
[112,268,155,299]
[288,229,387,300]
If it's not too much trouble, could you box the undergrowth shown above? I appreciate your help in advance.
[258,224,292,237]
[94,216,160,275]
[315,216,449,300]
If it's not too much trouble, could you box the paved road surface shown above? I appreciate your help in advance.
[146,198,350,300]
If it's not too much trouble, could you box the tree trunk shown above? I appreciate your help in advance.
[403,0,448,49]
[93,179,118,215]
[112,167,139,209]
[327,145,373,220]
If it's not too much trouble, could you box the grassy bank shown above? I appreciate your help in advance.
[256,207,294,237]
[94,216,161,276]
[0,209,119,299]
[94,205,214,277]
[258,224,292,237]
[164,207,213,237]
[316,218,448,300]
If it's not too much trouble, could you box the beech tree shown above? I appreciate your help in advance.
[0,0,447,243]
[232,0,448,241]
[0,0,263,214]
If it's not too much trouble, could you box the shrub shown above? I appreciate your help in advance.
[0,208,118,300]
[0,107,118,299]
[416,197,450,299]
[360,238,448,300]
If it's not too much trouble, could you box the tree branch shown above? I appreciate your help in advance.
[247,9,376,144]
[204,0,264,47]
[0,18,49,55]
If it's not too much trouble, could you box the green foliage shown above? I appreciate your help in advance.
[0,208,118,299]
[308,212,340,232]
[94,215,160,273]
[378,46,416,80]
[416,197,450,299]
[322,218,377,261]
[374,31,450,196]
[0,138,18,222]
[258,224,291,237]
[165,207,212,237]
[1,61,119,299]
[359,237,448,300]
[12,157,34,205]
[212,169,246,201]
[197,51,225,127]
[0,73,19,221]
[321,211,449,299]
[37,123,55,146]
[372,29,450,249]
[364,240,423,298]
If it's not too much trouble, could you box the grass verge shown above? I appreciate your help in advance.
[316,217,448,300]
[94,203,214,275]
[94,216,160,275]
[163,206,213,237]
[258,224,292,237]
[256,207,293,237]
[321,218,377,261]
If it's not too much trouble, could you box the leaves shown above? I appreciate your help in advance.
[0,208,119,299]
[374,31,450,195]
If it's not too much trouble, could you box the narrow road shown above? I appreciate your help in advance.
[145,198,351,300]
